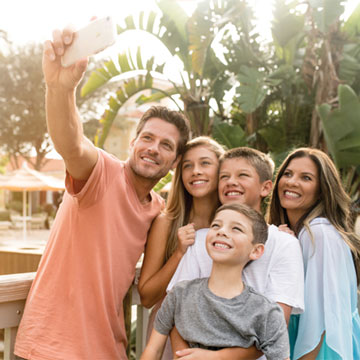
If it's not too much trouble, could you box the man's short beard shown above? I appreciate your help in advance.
[129,161,167,182]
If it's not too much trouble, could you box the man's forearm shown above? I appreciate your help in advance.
[46,87,97,180]
[46,87,83,159]
[140,346,163,360]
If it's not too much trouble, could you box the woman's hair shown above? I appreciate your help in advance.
[164,136,225,260]
[267,147,360,284]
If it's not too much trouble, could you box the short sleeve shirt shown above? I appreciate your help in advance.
[156,279,290,360]
[15,149,164,360]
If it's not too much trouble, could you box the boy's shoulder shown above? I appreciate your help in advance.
[267,224,300,247]
[171,277,206,294]
[262,225,302,260]
[268,224,297,241]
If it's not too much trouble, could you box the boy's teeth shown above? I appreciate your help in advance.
[214,242,230,249]
[227,191,240,196]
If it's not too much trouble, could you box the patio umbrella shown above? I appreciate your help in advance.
[0,162,65,240]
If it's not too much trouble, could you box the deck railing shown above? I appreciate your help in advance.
[0,272,149,360]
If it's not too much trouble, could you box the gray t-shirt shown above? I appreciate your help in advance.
[155,278,289,360]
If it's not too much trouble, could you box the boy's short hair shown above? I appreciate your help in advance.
[220,147,274,182]
[214,203,268,245]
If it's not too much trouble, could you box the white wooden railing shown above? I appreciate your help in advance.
[0,272,150,360]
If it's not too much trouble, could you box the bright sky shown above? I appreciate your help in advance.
[1,0,357,45]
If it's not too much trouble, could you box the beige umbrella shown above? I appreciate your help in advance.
[0,162,65,240]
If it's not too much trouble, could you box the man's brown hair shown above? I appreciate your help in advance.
[135,106,190,156]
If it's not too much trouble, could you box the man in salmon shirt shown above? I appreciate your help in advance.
[14,25,190,360]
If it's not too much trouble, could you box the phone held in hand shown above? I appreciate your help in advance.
[61,16,116,68]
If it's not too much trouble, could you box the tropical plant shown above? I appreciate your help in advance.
[318,84,360,201]
[229,0,360,157]
[81,0,258,147]
[79,0,360,201]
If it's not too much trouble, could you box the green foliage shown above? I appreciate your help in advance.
[340,5,360,92]
[0,43,50,170]
[318,84,360,199]
[212,121,247,149]
[318,85,360,168]
[236,66,269,114]
[309,0,345,33]
[343,3,360,38]
[153,171,173,193]
[82,0,256,141]
[77,0,360,203]
[272,0,305,64]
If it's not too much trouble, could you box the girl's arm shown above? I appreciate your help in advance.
[138,214,195,308]
[140,329,168,360]
[278,302,292,325]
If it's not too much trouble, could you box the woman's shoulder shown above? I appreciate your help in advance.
[308,217,331,226]
[303,217,336,236]
[299,217,343,246]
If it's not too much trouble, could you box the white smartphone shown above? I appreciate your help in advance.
[61,16,117,67]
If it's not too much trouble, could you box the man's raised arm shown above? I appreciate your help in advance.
[43,26,98,180]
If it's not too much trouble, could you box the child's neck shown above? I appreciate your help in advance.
[190,195,219,230]
[208,262,245,299]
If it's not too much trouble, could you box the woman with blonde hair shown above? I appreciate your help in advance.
[268,147,360,359]
[138,136,225,358]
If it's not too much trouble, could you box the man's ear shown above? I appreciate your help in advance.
[249,243,265,261]
[260,180,273,198]
[171,154,181,170]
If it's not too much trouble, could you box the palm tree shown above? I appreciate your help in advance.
[81,0,257,146]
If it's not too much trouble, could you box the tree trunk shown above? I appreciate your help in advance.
[183,102,211,137]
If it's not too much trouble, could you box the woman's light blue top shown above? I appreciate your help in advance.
[289,217,360,359]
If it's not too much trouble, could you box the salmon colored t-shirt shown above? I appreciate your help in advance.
[15,149,164,360]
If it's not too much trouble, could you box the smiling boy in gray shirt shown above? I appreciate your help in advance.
[141,203,290,360]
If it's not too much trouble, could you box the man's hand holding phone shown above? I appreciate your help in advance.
[43,25,88,91]
[43,17,116,91]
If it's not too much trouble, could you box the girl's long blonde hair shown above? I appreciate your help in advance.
[267,147,360,284]
[164,136,225,261]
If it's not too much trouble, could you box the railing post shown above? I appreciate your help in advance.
[136,305,149,360]
[0,273,36,360]
[4,327,17,360]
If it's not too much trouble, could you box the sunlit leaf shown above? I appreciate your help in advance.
[309,0,344,33]
[318,84,360,168]
[236,66,268,114]
[212,122,247,149]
